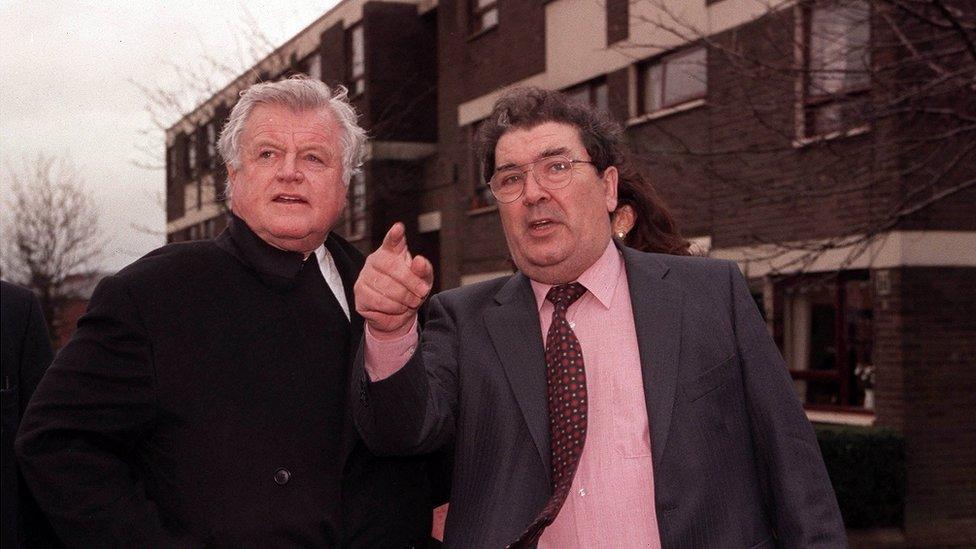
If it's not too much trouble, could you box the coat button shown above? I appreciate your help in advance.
[274,468,291,485]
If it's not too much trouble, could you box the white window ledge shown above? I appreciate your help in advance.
[793,124,870,148]
[626,98,707,127]
[806,409,875,426]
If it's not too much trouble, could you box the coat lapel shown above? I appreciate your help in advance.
[622,247,683,467]
[324,233,366,472]
[484,273,550,474]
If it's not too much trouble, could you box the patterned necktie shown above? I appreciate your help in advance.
[510,282,588,548]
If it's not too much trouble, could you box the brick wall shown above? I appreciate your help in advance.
[875,267,976,544]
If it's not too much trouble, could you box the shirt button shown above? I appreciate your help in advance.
[579,487,587,497]
[274,468,291,485]
[569,321,576,329]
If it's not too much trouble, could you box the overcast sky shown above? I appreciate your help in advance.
[0,0,336,272]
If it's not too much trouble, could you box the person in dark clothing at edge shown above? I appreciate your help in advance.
[16,76,435,547]
[2,281,59,548]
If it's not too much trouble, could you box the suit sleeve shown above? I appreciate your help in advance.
[15,275,202,548]
[352,293,458,456]
[727,262,847,547]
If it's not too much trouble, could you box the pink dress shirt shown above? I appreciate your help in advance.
[365,242,661,547]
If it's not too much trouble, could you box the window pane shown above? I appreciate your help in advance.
[307,53,321,81]
[808,1,870,97]
[642,63,663,113]
[481,8,498,30]
[564,86,590,106]
[346,173,366,237]
[187,133,197,173]
[594,81,609,114]
[351,27,364,78]
[662,47,706,106]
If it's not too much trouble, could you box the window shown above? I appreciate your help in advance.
[344,172,366,239]
[469,121,495,210]
[801,0,870,137]
[349,26,365,96]
[564,79,609,117]
[187,131,198,178]
[203,218,217,239]
[306,52,322,81]
[470,0,498,35]
[206,122,217,170]
[639,46,707,114]
[167,145,178,184]
[776,271,874,410]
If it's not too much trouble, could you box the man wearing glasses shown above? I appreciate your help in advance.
[352,87,845,548]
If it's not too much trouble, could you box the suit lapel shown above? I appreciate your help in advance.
[623,247,683,467]
[484,273,550,475]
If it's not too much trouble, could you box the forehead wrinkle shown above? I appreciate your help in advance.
[246,129,335,150]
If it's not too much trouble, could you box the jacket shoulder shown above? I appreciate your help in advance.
[110,240,226,288]
[1,280,36,309]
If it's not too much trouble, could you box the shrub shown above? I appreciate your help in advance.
[814,423,906,529]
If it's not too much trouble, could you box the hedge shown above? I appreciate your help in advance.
[814,423,906,529]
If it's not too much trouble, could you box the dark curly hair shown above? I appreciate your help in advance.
[477,86,691,256]
[615,160,692,255]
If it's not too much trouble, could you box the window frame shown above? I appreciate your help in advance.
[468,120,496,211]
[799,0,872,139]
[186,130,198,179]
[348,25,365,97]
[637,45,708,116]
[344,171,367,240]
[469,0,499,37]
[564,77,610,117]
[773,270,874,413]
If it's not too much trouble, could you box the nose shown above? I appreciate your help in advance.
[276,153,303,183]
[520,169,549,205]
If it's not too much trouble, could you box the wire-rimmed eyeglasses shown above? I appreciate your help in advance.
[487,155,595,204]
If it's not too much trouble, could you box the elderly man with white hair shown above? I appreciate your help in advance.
[16,77,434,547]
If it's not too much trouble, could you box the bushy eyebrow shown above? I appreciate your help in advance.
[249,136,285,149]
[495,146,571,172]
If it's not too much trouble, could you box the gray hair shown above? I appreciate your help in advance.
[217,76,367,202]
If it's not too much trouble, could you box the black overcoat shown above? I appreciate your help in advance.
[16,215,433,547]
[1,281,58,548]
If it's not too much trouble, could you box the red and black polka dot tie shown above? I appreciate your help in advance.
[510,282,588,548]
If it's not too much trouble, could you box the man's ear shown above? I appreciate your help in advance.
[226,165,237,199]
[603,165,619,212]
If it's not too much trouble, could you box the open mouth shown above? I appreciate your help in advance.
[273,194,307,204]
[528,219,556,232]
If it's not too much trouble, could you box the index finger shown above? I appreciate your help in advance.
[380,222,407,254]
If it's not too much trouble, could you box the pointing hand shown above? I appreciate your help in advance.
[354,223,434,338]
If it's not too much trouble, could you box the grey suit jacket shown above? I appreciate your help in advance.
[353,247,846,548]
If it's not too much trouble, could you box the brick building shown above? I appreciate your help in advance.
[166,0,975,544]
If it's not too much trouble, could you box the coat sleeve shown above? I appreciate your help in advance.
[17,289,54,417]
[352,293,458,456]
[727,262,847,547]
[15,275,203,548]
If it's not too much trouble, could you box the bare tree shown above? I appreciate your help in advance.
[1,153,105,342]
[618,0,975,272]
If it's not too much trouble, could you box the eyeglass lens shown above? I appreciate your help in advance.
[489,155,576,203]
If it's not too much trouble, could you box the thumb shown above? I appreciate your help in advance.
[381,222,408,254]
